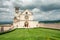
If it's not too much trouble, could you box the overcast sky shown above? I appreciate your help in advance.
[0,0,60,22]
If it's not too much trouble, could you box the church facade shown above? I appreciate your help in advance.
[13,7,38,28]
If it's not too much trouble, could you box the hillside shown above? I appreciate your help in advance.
[39,20,60,23]
[0,21,13,25]
[0,28,60,40]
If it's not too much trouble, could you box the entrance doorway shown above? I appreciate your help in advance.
[24,21,29,27]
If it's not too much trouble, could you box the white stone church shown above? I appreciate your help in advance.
[13,7,38,28]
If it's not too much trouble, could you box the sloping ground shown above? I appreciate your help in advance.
[0,28,60,40]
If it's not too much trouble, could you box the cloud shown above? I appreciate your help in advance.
[0,0,14,22]
[32,8,41,15]
[0,0,60,22]
[32,8,60,21]
[41,3,60,11]
[13,0,60,10]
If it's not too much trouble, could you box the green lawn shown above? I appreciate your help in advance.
[0,28,60,40]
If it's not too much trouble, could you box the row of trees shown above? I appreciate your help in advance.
[39,20,60,23]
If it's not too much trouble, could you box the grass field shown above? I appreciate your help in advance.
[0,28,60,40]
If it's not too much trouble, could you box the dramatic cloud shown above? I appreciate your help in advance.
[0,0,14,22]
[0,0,60,22]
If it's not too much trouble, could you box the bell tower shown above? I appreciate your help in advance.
[14,7,20,23]
[15,7,19,13]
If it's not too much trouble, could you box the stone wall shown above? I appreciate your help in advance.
[0,25,14,33]
[38,23,60,29]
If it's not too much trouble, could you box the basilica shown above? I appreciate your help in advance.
[13,7,38,28]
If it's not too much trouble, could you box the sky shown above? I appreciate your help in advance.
[0,0,60,22]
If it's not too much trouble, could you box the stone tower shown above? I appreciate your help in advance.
[13,7,38,28]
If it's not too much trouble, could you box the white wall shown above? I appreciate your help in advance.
[13,21,38,28]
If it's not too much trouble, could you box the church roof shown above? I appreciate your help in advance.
[21,9,33,15]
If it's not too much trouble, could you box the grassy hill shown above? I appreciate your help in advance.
[0,28,60,40]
